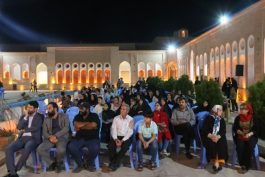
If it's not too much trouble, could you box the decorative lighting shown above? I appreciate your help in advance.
[219,14,230,25]
[167,45,176,53]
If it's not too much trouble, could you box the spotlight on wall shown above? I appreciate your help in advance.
[219,14,230,25]
[167,44,176,53]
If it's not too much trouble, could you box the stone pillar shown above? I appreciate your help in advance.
[131,53,137,85]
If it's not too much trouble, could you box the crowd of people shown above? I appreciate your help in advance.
[3,77,260,177]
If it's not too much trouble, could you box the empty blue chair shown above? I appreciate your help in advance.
[231,124,261,170]
[149,102,156,112]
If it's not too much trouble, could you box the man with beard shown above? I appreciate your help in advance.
[37,102,69,173]
[68,102,100,173]
[171,97,196,159]
[4,101,44,177]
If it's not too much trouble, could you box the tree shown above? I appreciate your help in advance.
[248,77,265,140]
[195,80,224,108]
[175,75,194,95]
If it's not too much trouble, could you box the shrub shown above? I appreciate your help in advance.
[175,75,194,95]
[163,77,177,92]
[146,77,164,91]
[195,80,224,108]
[248,77,265,140]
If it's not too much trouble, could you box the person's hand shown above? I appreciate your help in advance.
[143,141,148,149]
[115,139,121,147]
[49,135,58,144]
[237,129,243,135]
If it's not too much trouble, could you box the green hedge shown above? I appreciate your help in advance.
[248,77,265,140]
[195,80,224,108]
[145,75,194,94]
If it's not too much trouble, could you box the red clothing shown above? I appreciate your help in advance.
[153,110,172,142]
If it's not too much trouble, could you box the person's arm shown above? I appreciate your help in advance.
[17,115,28,130]
[147,133,156,145]
[42,119,50,139]
[248,116,259,138]
[122,119,134,142]
[170,109,179,126]
[24,114,44,133]
[111,118,118,140]
[55,114,70,138]
[189,109,196,126]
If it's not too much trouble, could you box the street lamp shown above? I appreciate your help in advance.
[167,44,176,53]
[219,14,230,25]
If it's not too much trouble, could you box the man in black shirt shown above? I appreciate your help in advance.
[37,102,69,173]
[68,102,100,173]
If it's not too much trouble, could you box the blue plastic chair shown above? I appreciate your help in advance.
[130,120,160,168]
[149,102,156,112]
[168,104,173,110]
[231,124,261,170]
[66,106,79,135]
[37,100,47,115]
[196,111,210,168]
[174,134,197,159]
[42,148,70,173]
[133,115,145,125]
[15,150,39,173]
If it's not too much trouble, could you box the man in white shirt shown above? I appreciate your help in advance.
[108,104,134,171]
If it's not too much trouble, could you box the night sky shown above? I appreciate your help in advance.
[0,0,260,44]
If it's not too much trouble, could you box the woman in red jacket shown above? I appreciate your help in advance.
[153,102,172,156]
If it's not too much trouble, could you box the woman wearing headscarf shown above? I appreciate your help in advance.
[102,103,115,143]
[153,102,172,156]
[136,96,151,116]
[233,103,259,172]
[202,105,228,172]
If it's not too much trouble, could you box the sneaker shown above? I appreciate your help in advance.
[136,163,143,171]
[151,162,157,170]
[72,166,83,173]
[185,152,193,159]
[217,166,222,171]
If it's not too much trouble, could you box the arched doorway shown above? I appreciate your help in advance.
[13,63,21,80]
[168,62,177,79]
[57,70,63,84]
[80,70,87,84]
[22,63,29,79]
[65,70,71,84]
[104,70,111,81]
[36,63,48,85]
[73,70,79,84]
[89,70,94,84]
[96,70,103,84]
[138,62,145,78]
[119,61,131,84]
